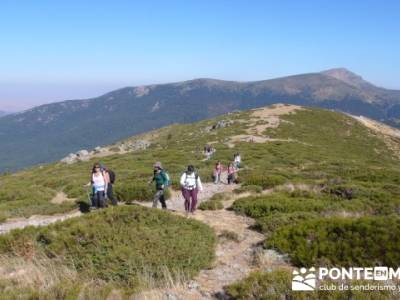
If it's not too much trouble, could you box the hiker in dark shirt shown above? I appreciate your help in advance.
[149,161,168,209]
[103,167,117,206]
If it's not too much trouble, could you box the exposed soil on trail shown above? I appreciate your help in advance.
[50,191,76,204]
[226,103,304,147]
[0,210,82,235]
[134,181,288,300]
[352,115,400,159]
[0,176,288,299]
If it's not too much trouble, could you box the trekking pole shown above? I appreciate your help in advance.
[85,185,92,205]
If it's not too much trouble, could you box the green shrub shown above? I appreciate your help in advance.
[231,193,328,218]
[199,200,224,210]
[233,185,262,194]
[224,270,296,300]
[224,269,394,300]
[242,174,286,189]
[289,189,316,198]
[254,212,319,235]
[115,183,154,202]
[209,192,231,201]
[267,216,400,267]
[0,206,216,290]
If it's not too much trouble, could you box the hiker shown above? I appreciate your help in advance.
[227,162,238,184]
[234,152,241,168]
[103,167,117,206]
[213,161,224,184]
[180,165,203,214]
[149,161,168,209]
[88,163,108,209]
[204,144,215,160]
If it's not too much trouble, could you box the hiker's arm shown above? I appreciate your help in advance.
[197,177,203,191]
[180,173,186,187]
[104,172,110,184]
[84,175,92,187]
[147,175,155,185]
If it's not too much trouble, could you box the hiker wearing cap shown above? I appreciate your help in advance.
[149,162,168,209]
[180,165,203,214]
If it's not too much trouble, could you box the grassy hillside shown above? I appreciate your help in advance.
[0,205,216,298]
[1,104,400,221]
[223,106,400,298]
[2,104,400,298]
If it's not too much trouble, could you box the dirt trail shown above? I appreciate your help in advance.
[0,210,82,235]
[134,181,288,300]
[226,104,305,148]
[351,114,400,159]
[0,178,287,299]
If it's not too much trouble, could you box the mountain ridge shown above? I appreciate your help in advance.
[1,68,399,172]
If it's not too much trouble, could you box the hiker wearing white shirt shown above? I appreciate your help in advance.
[180,165,203,214]
[88,163,109,209]
[234,153,241,168]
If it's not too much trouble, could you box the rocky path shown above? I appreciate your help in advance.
[134,182,288,300]
[0,180,287,299]
[0,210,82,235]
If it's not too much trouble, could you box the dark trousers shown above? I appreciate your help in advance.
[107,183,117,206]
[93,191,106,208]
[182,188,198,212]
[228,174,234,184]
[153,189,167,209]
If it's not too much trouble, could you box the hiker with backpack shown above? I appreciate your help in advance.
[234,152,241,169]
[213,161,224,184]
[87,163,109,209]
[204,144,216,160]
[227,162,238,184]
[103,167,117,206]
[149,162,169,209]
[180,165,203,215]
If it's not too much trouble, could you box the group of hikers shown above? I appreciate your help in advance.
[148,162,204,214]
[204,144,216,160]
[213,153,241,184]
[86,163,117,209]
[86,152,241,215]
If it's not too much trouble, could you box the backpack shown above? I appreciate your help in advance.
[163,170,171,187]
[108,170,116,184]
[184,172,199,188]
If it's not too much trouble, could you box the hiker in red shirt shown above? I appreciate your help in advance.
[214,161,224,184]
[227,162,238,184]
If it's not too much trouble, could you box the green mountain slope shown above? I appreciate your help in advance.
[1,103,399,221]
[2,104,400,298]
[1,68,400,172]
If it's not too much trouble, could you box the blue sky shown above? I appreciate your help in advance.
[0,0,399,110]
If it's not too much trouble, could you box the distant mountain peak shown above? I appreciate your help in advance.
[321,68,371,88]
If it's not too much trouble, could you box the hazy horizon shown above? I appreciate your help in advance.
[1,67,399,112]
[1,0,399,111]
